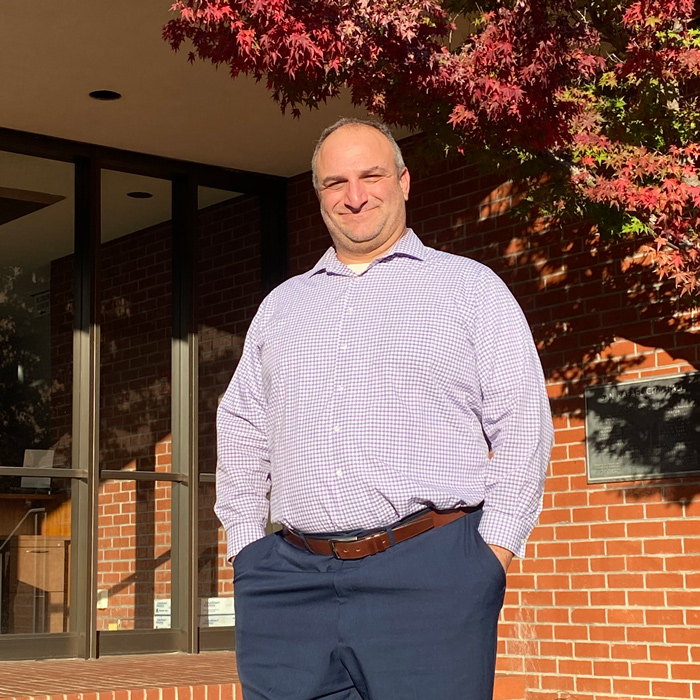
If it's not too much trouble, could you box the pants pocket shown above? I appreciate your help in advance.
[234,533,275,583]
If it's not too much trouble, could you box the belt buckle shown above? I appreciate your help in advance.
[329,535,359,559]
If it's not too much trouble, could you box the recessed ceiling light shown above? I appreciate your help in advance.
[89,90,122,101]
[127,191,153,199]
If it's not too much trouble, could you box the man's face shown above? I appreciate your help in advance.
[315,125,410,263]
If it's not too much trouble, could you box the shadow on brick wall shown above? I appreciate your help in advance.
[403,158,700,506]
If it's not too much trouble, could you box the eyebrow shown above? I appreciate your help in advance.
[321,166,391,187]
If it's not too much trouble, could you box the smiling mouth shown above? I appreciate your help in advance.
[341,207,378,217]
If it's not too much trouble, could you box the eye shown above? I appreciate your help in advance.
[363,175,383,184]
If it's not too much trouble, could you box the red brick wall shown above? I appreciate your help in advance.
[287,147,700,700]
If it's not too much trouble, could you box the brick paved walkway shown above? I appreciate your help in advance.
[0,653,524,700]
[0,651,240,700]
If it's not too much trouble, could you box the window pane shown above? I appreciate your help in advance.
[0,152,74,470]
[198,481,233,628]
[97,479,172,631]
[196,187,261,616]
[0,152,74,635]
[99,171,172,474]
[197,187,260,476]
[0,480,73,634]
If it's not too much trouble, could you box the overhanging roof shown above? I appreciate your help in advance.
[0,2,371,178]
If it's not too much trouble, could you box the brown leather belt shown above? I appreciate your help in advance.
[281,504,482,560]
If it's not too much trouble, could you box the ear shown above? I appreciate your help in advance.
[399,167,410,201]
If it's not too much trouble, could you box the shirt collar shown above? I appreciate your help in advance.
[307,229,429,277]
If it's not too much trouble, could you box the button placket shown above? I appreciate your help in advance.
[328,274,358,472]
[329,274,363,491]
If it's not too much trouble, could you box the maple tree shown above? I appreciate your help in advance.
[164,0,700,294]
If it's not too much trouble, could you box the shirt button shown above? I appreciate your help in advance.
[340,344,348,351]
[337,385,345,392]
[332,425,340,432]
[336,469,343,477]
[352,276,359,283]
[347,308,354,315]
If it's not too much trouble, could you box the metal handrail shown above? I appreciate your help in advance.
[0,508,46,552]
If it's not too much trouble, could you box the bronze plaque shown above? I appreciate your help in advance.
[585,373,700,483]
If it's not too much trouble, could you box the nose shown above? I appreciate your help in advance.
[344,179,369,212]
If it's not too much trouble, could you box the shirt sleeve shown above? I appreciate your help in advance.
[215,302,271,560]
[470,268,554,558]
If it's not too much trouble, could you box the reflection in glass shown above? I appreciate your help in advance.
[0,152,74,472]
[0,152,74,635]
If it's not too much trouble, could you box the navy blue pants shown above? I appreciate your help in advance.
[233,509,506,700]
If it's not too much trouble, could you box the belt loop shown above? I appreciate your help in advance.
[386,526,396,546]
[297,531,314,554]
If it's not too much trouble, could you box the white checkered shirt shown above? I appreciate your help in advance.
[216,230,553,558]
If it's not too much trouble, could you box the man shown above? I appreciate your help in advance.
[216,118,553,700]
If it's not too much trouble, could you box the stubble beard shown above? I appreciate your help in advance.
[322,208,395,257]
[325,215,382,251]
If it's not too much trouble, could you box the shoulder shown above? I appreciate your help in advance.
[426,247,489,275]
[422,247,509,294]
[266,271,313,300]
[416,247,525,333]
[249,268,321,330]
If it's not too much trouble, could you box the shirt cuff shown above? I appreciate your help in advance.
[478,509,532,559]
[227,522,267,560]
